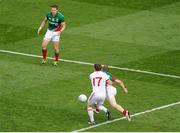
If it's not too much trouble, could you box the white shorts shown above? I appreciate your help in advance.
[44,29,60,42]
[106,85,117,99]
[88,92,106,106]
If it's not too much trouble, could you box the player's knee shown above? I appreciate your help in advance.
[42,43,47,48]
[42,41,48,48]
[55,48,59,53]
[54,45,59,50]
[42,46,47,49]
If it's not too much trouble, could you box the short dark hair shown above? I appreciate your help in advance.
[94,64,102,71]
[51,4,59,10]
[103,65,109,72]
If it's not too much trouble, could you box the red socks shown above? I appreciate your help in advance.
[123,110,127,116]
[42,49,47,60]
[42,49,59,62]
[55,53,59,61]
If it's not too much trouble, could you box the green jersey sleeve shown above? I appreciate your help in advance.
[102,71,113,81]
[57,12,65,22]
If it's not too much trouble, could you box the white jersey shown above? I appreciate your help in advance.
[89,71,109,96]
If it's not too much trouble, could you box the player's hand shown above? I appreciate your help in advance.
[124,88,128,94]
[37,29,41,35]
[37,27,42,36]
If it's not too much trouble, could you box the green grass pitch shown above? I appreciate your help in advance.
[0,0,180,131]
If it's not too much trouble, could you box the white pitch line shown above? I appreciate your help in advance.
[0,49,180,79]
[72,101,180,132]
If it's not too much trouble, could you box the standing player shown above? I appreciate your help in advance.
[97,65,131,121]
[37,4,66,66]
[87,64,112,125]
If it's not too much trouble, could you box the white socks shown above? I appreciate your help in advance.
[99,105,108,113]
[87,107,94,122]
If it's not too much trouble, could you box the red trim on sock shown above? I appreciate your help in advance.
[95,105,99,112]
[122,110,127,116]
[96,108,100,112]
[88,107,93,111]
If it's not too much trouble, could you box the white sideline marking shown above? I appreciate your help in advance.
[72,101,180,132]
[0,49,180,79]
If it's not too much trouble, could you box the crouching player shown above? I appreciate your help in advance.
[98,65,131,121]
[87,64,112,125]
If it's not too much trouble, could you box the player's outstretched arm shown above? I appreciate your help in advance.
[115,79,128,94]
[37,17,47,35]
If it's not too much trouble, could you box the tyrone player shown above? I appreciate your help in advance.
[37,4,66,66]
[87,64,112,125]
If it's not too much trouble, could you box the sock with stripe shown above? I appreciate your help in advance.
[87,107,94,122]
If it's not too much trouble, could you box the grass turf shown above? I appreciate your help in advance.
[0,0,180,131]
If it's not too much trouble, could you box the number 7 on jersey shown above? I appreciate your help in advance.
[93,77,102,87]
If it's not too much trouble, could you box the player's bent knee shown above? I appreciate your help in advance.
[54,45,59,51]
[42,47,47,50]
[42,45,47,49]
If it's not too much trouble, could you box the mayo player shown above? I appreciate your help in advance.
[87,64,112,125]
[37,4,66,66]
[98,65,131,121]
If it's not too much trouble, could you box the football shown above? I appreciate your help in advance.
[78,94,87,102]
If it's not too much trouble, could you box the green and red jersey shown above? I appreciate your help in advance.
[46,12,65,31]
[102,70,117,81]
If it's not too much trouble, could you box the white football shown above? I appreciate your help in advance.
[78,94,87,102]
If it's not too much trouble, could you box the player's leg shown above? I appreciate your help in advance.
[41,30,52,64]
[87,92,96,125]
[52,32,60,66]
[107,96,131,121]
[41,39,50,64]
[53,41,59,66]
[108,96,124,112]
[96,95,112,120]
[98,105,112,120]
[87,104,95,125]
